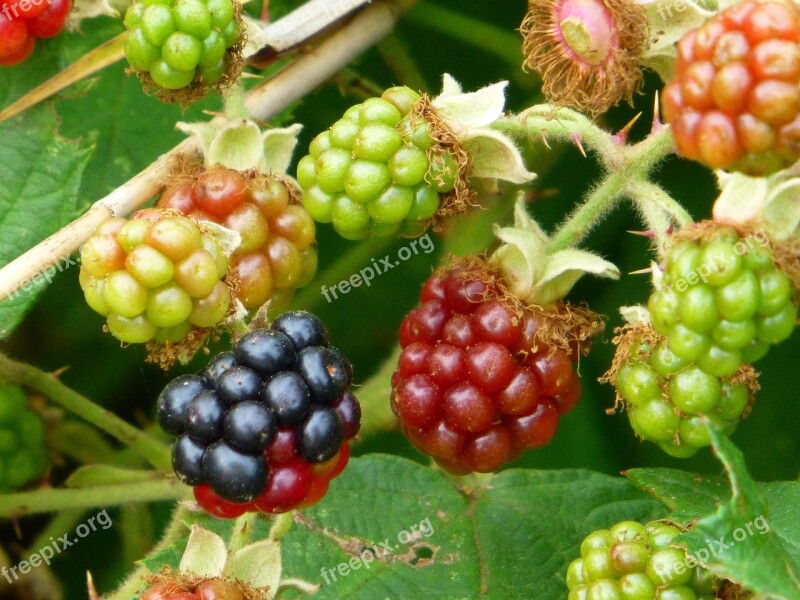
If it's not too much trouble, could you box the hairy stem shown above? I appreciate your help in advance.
[549,172,627,253]
[0,353,172,473]
[228,512,260,552]
[0,479,189,517]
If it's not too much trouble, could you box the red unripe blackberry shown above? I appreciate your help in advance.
[392,260,593,474]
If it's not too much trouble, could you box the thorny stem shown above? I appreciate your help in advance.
[0,352,173,473]
[493,107,683,254]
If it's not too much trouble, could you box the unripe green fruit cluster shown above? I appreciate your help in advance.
[297,86,458,240]
[648,227,796,377]
[79,210,231,344]
[616,335,750,458]
[567,520,718,600]
[123,0,239,90]
[0,384,47,492]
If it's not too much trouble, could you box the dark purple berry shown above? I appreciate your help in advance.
[272,310,329,350]
[296,346,350,405]
[203,351,237,386]
[261,371,312,425]
[157,374,207,435]
[333,391,361,440]
[216,366,263,406]
[298,407,344,463]
[224,401,277,454]
[172,435,206,485]
[233,329,296,377]
[201,440,268,503]
[185,390,225,444]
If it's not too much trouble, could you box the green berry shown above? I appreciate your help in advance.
[711,318,756,351]
[646,548,693,587]
[331,195,370,234]
[104,270,148,318]
[716,269,760,321]
[629,398,680,442]
[125,244,175,288]
[296,155,317,190]
[353,123,403,162]
[756,302,797,344]
[198,30,227,68]
[616,363,660,405]
[329,119,360,149]
[173,0,212,39]
[344,160,391,203]
[367,185,414,224]
[696,345,741,378]
[359,97,402,126]
[389,146,429,186]
[407,185,440,222]
[107,313,159,343]
[141,4,175,46]
[206,0,234,29]
[381,85,420,116]
[221,18,239,48]
[125,28,161,71]
[146,282,194,328]
[315,148,352,194]
[199,58,226,84]
[669,366,720,414]
[302,187,335,223]
[428,152,458,193]
[677,285,718,332]
[150,59,196,90]
[667,324,710,362]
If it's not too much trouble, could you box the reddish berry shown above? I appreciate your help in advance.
[392,261,588,473]
[27,0,71,38]
[254,458,313,513]
[157,168,317,310]
[193,484,249,519]
[663,0,800,174]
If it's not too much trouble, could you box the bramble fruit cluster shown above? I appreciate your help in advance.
[648,225,796,375]
[566,520,719,599]
[0,0,72,66]
[0,384,47,492]
[79,209,231,344]
[157,311,360,517]
[123,0,239,91]
[297,86,459,240]
[140,577,247,600]
[391,263,583,474]
[157,168,317,310]
[663,0,800,175]
[613,325,752,458]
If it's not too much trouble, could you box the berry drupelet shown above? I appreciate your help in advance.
[157,311,360,517]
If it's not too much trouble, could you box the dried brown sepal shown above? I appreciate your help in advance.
[129,3,246,107]
[600,321,760,419]
[716,579,755,600]
[141,569,267,600]
[439,255,605,357]
[520,0,648,117]
[407,95,477,231]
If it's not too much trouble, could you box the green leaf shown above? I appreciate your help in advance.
[133,458,661,599]
[628,430,800,598]
[0,107,92,338]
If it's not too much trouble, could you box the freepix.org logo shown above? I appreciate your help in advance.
[1,0,52,21]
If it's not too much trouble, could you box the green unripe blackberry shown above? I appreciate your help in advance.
[566,520,719,599]
[79,209,232,345]
[299,86,461,239]
[123,0,241,97]
[0,385,47,492]
[605,323,757,457]
[649,224,797,375]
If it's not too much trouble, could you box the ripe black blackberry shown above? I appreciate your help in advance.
[157,311,360,517]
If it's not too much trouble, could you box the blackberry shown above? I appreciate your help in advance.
[123,0,240,95]
[649,224,796,373]
[567,520,719,599]
[298,86,459,240]
[607,323,756,458]
[157,169,317,310]
[79,210,232,345]
[156,311,360,515]
[392,261,592,474]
